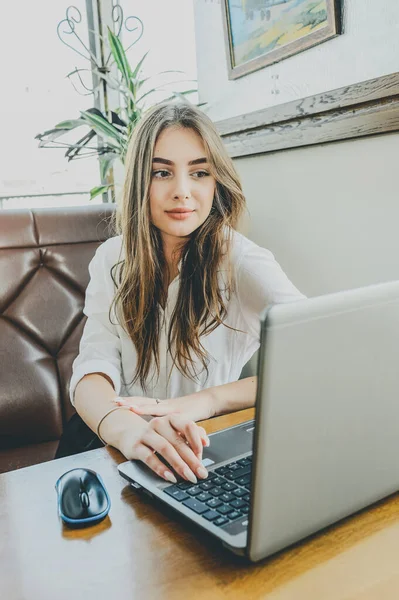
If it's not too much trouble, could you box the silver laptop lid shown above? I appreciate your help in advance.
[248,280,399,562]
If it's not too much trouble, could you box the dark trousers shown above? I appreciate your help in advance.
[55,412,105,459]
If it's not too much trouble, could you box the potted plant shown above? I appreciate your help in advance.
[36,14,198,201]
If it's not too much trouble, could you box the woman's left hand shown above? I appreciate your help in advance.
[114,393,216,423]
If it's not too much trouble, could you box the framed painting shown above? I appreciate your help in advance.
[222,0,341,80]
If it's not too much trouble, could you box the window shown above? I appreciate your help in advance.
[1,0,198,209]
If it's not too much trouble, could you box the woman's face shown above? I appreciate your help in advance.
[149,126,216,248]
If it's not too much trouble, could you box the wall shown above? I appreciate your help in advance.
[194,0,399,122]
[236,132,399,298]
[193,0,399,298]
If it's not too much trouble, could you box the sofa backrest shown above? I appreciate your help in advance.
[0,204,116,450]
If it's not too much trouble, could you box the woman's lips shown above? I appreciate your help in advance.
[165,210,194,220]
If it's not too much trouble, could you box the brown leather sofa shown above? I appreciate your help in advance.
[0,204,115,474]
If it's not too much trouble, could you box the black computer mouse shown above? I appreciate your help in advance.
[55,468,111,527]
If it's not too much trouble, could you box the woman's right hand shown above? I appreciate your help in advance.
[119,412,210,484]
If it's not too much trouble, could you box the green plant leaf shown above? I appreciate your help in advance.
[80,110,124,145]
[54,119,85,130]
[167,90,197,103]
[35,129,68,142]
[136,83,197,105]
[65,130,96,160]
[100,155,117,180]
[174,89,197,96]
[155,70,185,76]
[135,76,150,91]
[111,111,127,127]
[37,18,203,200]
[90,185,111,200]
[95,70,136,106]
[131,51,149,81]
[107,27,132,86]
[35,118,85,141]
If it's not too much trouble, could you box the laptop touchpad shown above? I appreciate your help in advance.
[202,421,254,465]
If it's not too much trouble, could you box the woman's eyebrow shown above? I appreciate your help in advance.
[152,157,208,166]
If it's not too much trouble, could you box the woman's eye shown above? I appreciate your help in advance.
[152,170,170,179]
[192,170,210,178]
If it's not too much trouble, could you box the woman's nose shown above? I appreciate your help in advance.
[172,175,191,200]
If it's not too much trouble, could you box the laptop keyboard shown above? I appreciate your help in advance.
[162,456,252,529]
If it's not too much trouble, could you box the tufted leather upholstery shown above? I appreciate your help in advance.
[0,204,116,473]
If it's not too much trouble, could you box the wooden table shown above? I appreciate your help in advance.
[2,409,399,600]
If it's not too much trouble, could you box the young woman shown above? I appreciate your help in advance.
[69,101,305,485]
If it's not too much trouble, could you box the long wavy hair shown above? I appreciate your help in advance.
[111,102,246,391]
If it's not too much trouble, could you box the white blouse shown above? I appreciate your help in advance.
[69,230,305,404]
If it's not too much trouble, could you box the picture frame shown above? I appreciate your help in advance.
[221,0,341,80]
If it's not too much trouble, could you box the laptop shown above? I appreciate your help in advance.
[118,280,399,562]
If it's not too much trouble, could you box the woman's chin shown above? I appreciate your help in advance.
[160,220,199,238]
